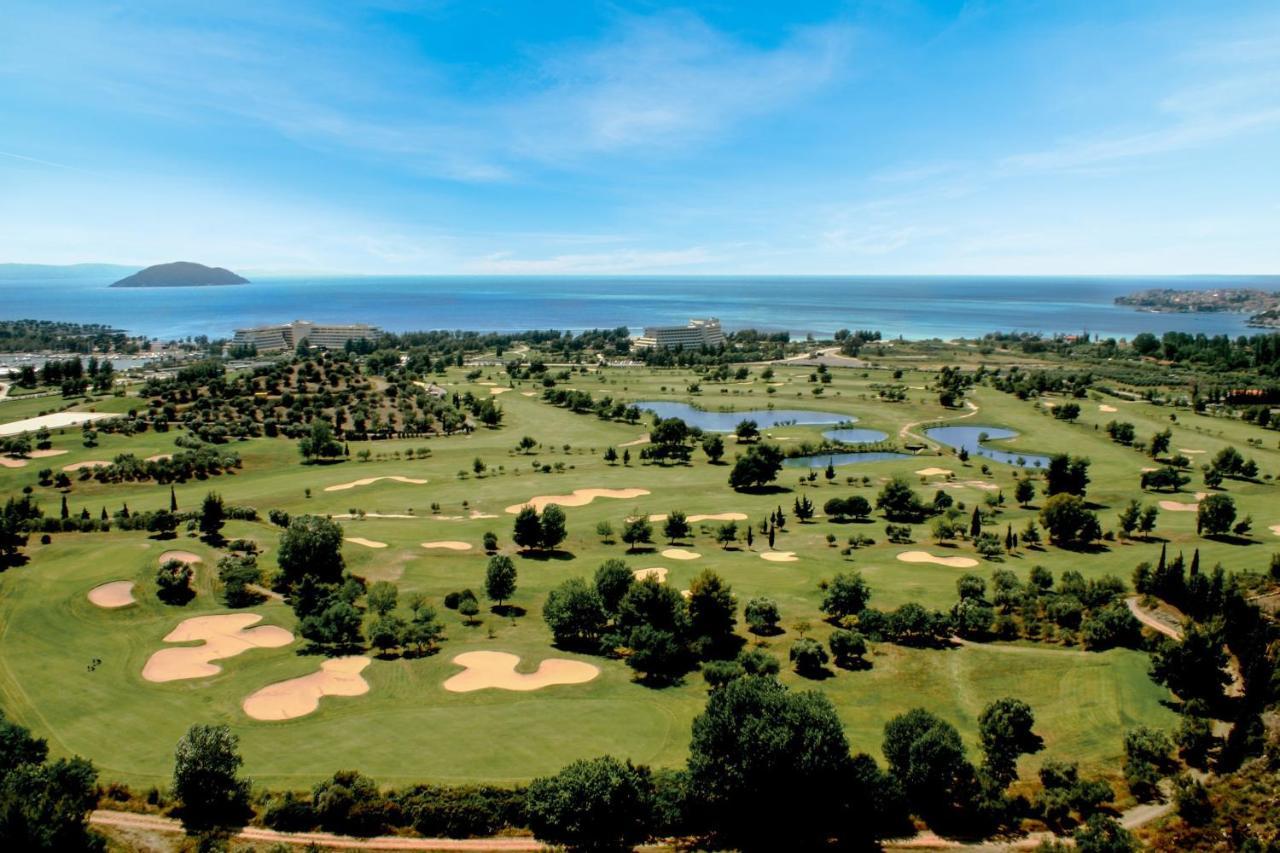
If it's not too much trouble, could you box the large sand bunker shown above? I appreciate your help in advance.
[159,550,202,565]
[242,656,371,720]
[442,651,600,693]
[489,387,511,395]
[346,537,388,549]
[1159,492,1208,512]
[897,551,979,568]
[324,475,427,492]
[633,567,668,583]
[1270,524,1280,537]
[0,411,113,437]
[505,488,650,514]
[0,449,68,468]
[421,541,472,551]
[915,467,953,477]
[618,435,650,447]
[142,613,293,683]
[1178,448,1206,455]
[88,580,136,608]
[662,548,701,561]
[760,551,798,562]
[647,512,747,523]
[1099,405,1118,413]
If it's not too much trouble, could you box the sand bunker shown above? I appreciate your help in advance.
[442,651,600,693]
[0,411,113,437]
[477,381,496,386]
[333,512,416,519]
[0,448,68,468]
[505,488,650,514]
[618,435,650,447]
[633,567,668,583]
[489,387,511,395]
[242,656,371,721]
[63,460,108,471]
[142,613,294,683]
[324,475,427,492]
[145,453,173,462]
[470,511,499,519]
[88,580,136,608]
[347,537,388,549]
[1270,524,1280,537]
[159,550,202,565]
[897,551,980,568]
[1159,492,1208,513]
[421,541,472,551]
[1099,405,1118,413]
[915,467,953,477]
[646,512,747,523]
[761,551,798,562]
[1178,448,1206,454]
[521,391,537,397]
[662,548,701,561]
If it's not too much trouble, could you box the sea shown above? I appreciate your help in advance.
[0,271,1275,342]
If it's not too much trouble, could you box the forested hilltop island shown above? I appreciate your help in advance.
[110,261,249,288]
[1116,288,1280,328]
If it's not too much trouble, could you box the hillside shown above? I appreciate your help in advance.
[109,261,248,288]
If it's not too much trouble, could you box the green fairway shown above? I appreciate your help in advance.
[2,358,1271,789]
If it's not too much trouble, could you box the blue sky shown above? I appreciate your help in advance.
[1,1,1277,274]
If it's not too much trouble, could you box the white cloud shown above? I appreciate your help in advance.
[470,246,718,274]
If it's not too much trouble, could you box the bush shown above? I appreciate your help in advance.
[789,637,829,676]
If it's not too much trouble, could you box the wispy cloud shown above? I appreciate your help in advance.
[470,246,717,274]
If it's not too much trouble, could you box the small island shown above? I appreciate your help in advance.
[1115,287,1280,328]
[110,261,249,288]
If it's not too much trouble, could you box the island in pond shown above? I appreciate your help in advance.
[110,262,248,288]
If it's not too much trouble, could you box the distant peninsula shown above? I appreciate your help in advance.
[1115,287,1280,328]
[110,261,249,288]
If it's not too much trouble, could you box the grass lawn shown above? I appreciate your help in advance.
[1,359,1270,789]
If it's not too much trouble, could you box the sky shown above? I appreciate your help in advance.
[1,0,1277,275]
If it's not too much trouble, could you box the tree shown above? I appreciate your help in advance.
[1122,726,1175,802]
[957,573,987,601]
[298,418,343,462]
[593,559,634,613]
[1196,493,1235,537]
[714,521,738,548]
[1149,428,1172,458]
[512,505,542,550]
[603,446,618,465]
[728,444,784,491]
[197,491,225,541]
[876,476,928,521]
[457,593,481,625]
[734,419,759,443]
[744,597,781,635]
[482,531,498,552]
[595,520,615,544]
[687,569,737,657]
[1138,504,1159,538]
[621,516,653,551]
[1073,814,1137,852]
[702,433,725,463]
[820,571,871,620]
[218,554,263,607]
[790,637,829,676]
[146,509,179,539]
[793,495,815,522]
[662,511,690,544]
[687,675,902,850]
[525,756,653,852]
[367,614,407,654]
[882,708,977,819]
[484,555,517,608]
[1045,454,1090,497]
[540,504,568,550]
[1149,625,1230,705]
[829,629,868,668]
[172,724,251,831]
[366,580,398,616]
[0,711,103,852]
[1117,499,1141,539]
[155,558,194,605]
[1039,493,1101,547]
[1014,478,1036,507]
[977,697,1042,788]
[543,578,608,649]
[277,515,345,586]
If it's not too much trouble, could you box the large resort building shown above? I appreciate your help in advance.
[232,320,382,352]
[633,318,726,350]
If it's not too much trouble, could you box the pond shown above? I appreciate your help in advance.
[633,401,852,432]
[821,427,890,444]
[783,451,914,469]
[923,425,1050,468]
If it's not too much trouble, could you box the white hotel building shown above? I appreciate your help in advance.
[633,318,726,350]
[232,320,382,352]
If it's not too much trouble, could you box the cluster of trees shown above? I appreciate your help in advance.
[511,504,568,551]
[0,318,131,354]
[0,709,103,849]
[543,561,740,682]
[54,444,242,487]
[727,443,785,491]
[541,387,643,422]
[1131,330,1280,376]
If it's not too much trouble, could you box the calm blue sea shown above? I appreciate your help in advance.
[0,272,1274,341]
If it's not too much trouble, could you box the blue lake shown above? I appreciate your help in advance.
[924,425,1050,468]
[634,401,851,432]
[784,451,913,468]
